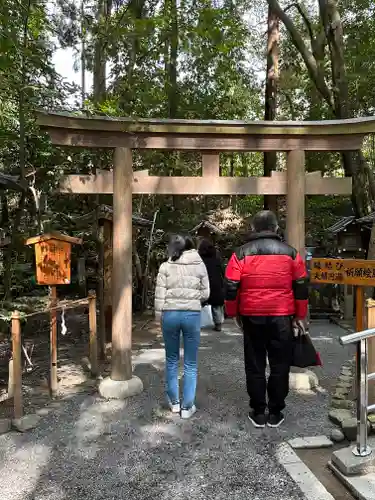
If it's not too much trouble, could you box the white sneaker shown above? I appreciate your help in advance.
[181,405,197,419]
[169,402,181,414]
[167,398,181,414]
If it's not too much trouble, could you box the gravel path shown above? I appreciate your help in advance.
[0,320,351,500]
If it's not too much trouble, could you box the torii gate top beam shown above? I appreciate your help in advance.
[36,111,375,151]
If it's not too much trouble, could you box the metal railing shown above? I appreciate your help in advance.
[340,327,375,457]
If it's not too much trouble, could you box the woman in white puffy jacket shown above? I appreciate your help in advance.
[155,234,210,419]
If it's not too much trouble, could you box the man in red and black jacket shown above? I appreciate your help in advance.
[224,210,308,429]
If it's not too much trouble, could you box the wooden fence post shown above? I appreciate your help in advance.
[11,311,22,419]
[356,286,365,333]
[89,292,98,377]
[344,284,354,320]
[50,286,58,397]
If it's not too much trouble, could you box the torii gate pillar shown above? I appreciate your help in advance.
[286,150,306,258]
[98,147,143,398]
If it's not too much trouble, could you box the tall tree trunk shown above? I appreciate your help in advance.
[93,0,111,353]
[4,0,30,299]
[81,0,86,108]
[167,0,178,119]
[264,6,279,213]
[93,0,108,104]
[128,0,146,85]
[164,0,179,207]
[266,0,375,220]
[318,0,375,217]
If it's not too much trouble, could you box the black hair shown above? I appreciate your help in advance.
[168,234,195,261]
[198,239,216,258]
[251,210,278,233]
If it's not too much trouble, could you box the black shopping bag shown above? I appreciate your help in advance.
[291,330,320,368]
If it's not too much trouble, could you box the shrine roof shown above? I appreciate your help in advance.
[190,208,247,234]
[356,212,375,224]
[190,221,224,235]
[0,172,27,191]
[326,216,356,233]
[25,231,83,246]
[72,205,152,226]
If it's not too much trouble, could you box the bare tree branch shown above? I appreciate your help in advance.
[285,2,327,62]
[280,90,297,120]
[284,2,314,41]
[267,0,334,111]
[318,0,349,118]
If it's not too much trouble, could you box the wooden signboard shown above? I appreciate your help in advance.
[310,258,375,286]
[26,232,82,286]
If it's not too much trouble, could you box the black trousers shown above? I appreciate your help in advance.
[241,315,293,415]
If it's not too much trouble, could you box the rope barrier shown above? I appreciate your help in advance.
[0,296,92,321]
[9,292,98,417]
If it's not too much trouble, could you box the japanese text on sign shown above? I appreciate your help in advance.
[35,239,71,285]
[310,258,375,286]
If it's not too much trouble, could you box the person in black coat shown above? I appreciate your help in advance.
[198,239,225,331]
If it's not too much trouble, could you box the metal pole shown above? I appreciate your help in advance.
[354,338,372,456]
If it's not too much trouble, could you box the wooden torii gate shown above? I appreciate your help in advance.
[36,111,375,398]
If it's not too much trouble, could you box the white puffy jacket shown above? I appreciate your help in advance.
[154,249,210,317]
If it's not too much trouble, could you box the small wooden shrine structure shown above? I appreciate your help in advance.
[36,111,375,386]
[191,220,223,241]
[72,205,152,342]
[325,215,374,320]
[326,216,369,259]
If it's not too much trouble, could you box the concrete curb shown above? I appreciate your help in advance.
[288,436,333,449]
[275,443,335,500]
[328,461,375,500]
[330,317,355,334]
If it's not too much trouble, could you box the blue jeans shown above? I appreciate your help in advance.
[162,310,201,409]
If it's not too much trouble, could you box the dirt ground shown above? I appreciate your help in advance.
[0,309,161,419]
[0,320,353,500]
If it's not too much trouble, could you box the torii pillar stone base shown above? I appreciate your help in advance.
[99,376,143,400]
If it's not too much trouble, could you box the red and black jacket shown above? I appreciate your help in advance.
[224,231,308,319]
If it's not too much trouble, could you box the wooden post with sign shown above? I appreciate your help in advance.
[26,232,82,396]
[310,258,375,405]
[310,258,375,331]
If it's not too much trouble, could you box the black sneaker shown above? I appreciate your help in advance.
[248,411,266,428]
[267,413,285,428]
[213,324,222,332]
